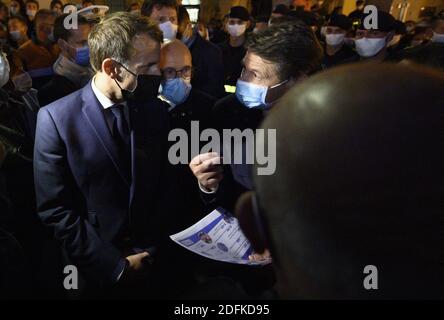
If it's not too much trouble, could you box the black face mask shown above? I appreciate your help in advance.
[114,62,162,103]
[116,74,162,102]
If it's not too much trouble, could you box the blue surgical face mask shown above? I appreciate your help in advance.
[160,77,192,107]
[235,79,288,109]
[74,46,90,66]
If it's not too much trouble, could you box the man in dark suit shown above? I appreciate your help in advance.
[177,5,225,99]
[190,21,323,211]
[33,12,171,294]
[158,39,217,229]
[37,14,93,107]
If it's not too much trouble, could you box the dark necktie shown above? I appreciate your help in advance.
[109,104,131,182]
[110,104,130,147]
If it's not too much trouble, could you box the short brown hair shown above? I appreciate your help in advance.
[88,12,163,72]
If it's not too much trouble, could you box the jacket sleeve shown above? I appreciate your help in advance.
[33,108,122,285]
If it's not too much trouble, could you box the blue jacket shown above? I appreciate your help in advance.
[34,81,171,285]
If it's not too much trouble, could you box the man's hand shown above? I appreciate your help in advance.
[189,152,223,192]
[118,252,151,284]
[125,252,149,272]
[249,249,272,262]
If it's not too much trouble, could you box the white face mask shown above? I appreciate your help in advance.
[325,33,345,46]
[0,52,10,88]
[12,72,32,92]
[431,32,444,44]
[159,21,178,42]
[227,24,247,37]
[355,37,387,58]
[26,9,37,18]
[10,7,19,15]
[130,9,141,15]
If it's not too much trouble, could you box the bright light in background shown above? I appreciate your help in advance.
[182,0,201,5]
[182,0,201,23]
[187,8,199,23]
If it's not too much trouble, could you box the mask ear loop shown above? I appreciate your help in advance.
[269,78,289,90]
[113,60,138,93]
[263,78,289,107]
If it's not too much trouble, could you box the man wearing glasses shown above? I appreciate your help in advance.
[158,39,216,229]
[159,39,215,131]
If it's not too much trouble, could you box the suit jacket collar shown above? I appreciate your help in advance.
[81,81,131,187]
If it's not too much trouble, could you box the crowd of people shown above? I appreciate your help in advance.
[0,0,443,299]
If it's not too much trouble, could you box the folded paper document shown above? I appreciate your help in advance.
[170,208,271,266]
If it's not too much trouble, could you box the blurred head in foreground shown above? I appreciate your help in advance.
[237,63,444,299]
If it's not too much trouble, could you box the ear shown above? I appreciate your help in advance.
[235,191,268,253]
[102,58,118,79]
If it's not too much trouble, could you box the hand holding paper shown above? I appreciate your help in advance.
[170,208,272,266]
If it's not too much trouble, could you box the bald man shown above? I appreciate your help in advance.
[158,40,218,229]
[237,63,444,299]
[159,40,216,133]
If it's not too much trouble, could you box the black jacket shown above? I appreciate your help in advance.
[166,89,218,232]
[169,88,216,132]
[189,35,225,99]
[37,74,79,107]
[201,94,264,212]
[218,40,247,87]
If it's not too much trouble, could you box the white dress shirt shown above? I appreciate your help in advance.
[91,76,129,126]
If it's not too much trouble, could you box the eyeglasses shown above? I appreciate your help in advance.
[161,66,192,80]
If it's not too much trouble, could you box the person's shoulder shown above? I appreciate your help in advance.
[218,40,230,50]
[418,42,444,54]
[15,40,34,56]
[38,75,78,106]
[214,94,241,113]
[398,42,443,59]
[40,74,77,92]
[17,39,33,50]
[196,35,221,51]
[132,98,170,129]
[40,84,85,117]
[190,88,218,104]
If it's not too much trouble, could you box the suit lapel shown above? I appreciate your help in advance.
[81,82,131,187]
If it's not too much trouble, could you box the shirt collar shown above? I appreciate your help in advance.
[91,76,126,109]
